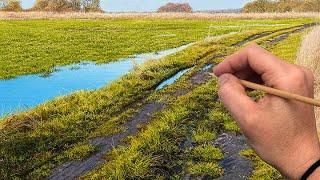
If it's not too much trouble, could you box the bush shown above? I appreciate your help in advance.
[157,3,192,13]
[82,0,103,12]
[0,0,22,11]
[243,0,277,13]
[243,0,320,13]
[31,0,102,12]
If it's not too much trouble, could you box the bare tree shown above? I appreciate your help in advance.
[243,0,320,12]
[31,0,101,12]
[0,0,22,11]
[82,0,102,12]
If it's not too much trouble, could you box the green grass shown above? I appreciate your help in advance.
[0,34,232,179]
[241,149,282,180]
[0,18,313,79]
[0,18,316,179]
[82,80,223,179]
[269,31,310,64]
[191,144,223,162]
[187,162,224,178]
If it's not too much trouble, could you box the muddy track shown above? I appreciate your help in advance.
[234,32,271,47]
[267,22,318,46]
[49,63,216,180]
[49,102,166,179]
[48,23,316,179]
[235,22,317,47]
[214,133,253,180]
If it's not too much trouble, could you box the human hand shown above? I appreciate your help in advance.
[213,44,320,179]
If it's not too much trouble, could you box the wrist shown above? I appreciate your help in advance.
[287,157,320,180]
[281,139,320,180]
[308,167,320,180]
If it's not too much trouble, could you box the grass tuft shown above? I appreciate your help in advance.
[187,162,224,178]
[191,144,223,162]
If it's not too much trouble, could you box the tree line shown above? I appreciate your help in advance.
[0,0,103,12]
[243,0,320,13]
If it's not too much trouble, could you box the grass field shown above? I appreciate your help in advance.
[0,18,313,79]
[0,15,317,179]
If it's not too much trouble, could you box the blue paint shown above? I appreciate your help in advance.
[202,64,213,71]
[156,68,191,90]
[0,44,192,118]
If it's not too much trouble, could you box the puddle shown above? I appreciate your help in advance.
[0,44,193,118]
[202,64,214,71]
[156,68,191,90]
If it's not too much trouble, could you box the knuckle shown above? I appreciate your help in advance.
[246,44,259,53]
[218,83,230,98]
[288,66,306,83]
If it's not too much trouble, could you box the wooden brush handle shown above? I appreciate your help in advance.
[240,80,320,107]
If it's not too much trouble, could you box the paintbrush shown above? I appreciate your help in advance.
[209,73,320,107]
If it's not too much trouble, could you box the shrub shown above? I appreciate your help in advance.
[82,0,103,12]
[31,0,102,12]
[243,0,277,13]
[243,0,320,13]
[0,0,22,11]
[157,3,192,13]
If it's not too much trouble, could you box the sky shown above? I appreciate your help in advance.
[21,0,251,12]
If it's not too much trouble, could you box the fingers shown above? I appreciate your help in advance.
[213,44,288,84]
[218,73,258,123]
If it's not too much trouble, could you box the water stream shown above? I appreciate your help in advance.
[0,44,192,117]
[156,68,191,90]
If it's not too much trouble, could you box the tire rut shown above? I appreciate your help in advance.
[213,133,253,180]
[267,23,317,46]
[49,102,166,180]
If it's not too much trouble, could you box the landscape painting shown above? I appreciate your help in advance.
[1,0,320,179]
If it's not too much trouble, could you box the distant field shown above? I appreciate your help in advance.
[1,12,320,20]
[0,18,314,79]
[0,16,318,179]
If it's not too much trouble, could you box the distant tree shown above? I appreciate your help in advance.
[300,0,320,12]
[157,3,193,13]
[0,0,5,8]
[243,0,277,13]
[31,0,48,11]
[243,0,320,12]
[31,0,101,12]
[82,0,102,12]
[0,0,22,11]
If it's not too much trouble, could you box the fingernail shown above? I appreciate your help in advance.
[219,74,230,86]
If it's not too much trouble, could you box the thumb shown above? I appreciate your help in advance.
[218,73,257,121]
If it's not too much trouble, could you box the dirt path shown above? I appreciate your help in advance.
[267,23,317,46]
[234,32,271,47]
[214,133,253,180]
[49,102,166,180]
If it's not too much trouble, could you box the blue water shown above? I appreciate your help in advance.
[202,64,213,71]
[155,64,213,90]
[0,44,192,117]
[156,68,191,90]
